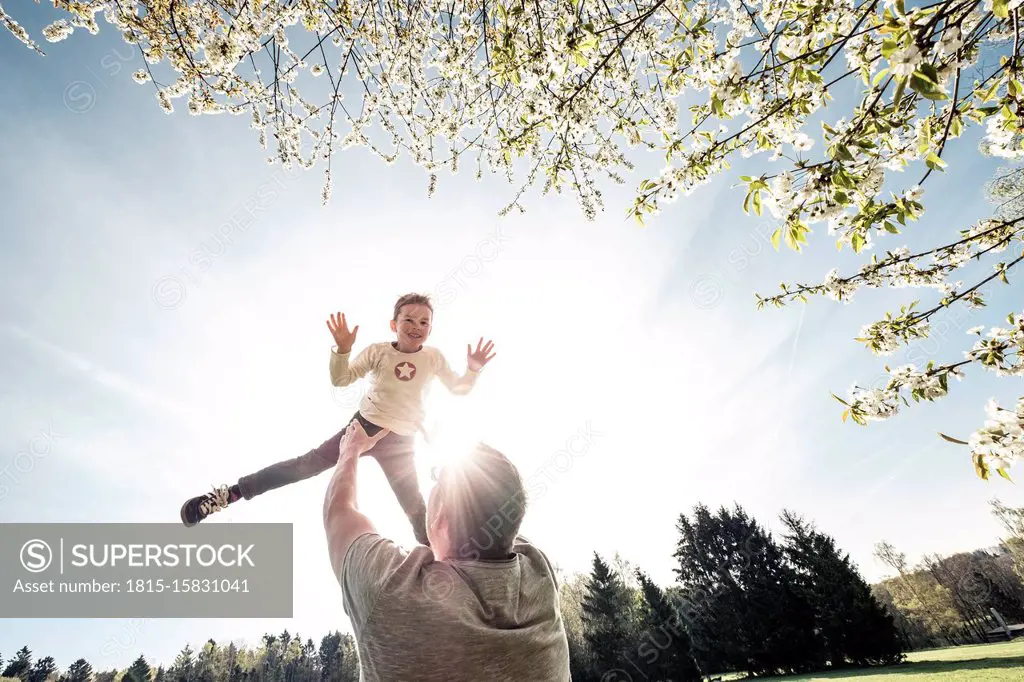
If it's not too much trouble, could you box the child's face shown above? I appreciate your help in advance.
[391,303,432,349]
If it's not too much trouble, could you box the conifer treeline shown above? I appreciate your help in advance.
[1,632,360,682]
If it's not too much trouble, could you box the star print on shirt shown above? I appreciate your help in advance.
[395,361,417,381]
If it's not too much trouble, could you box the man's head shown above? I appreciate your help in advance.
[426,444,528,562]
[390,293,433,351]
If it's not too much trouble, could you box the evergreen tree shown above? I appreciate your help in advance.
[581,553,635,679]
[674,504,821,677]
[60,659,93,682]
[168,646,194,682]
[92,671,116,682]
[223,643,241,682]
[259,635,280,681]
[122,657,150,682]
[337,636,359,682]
[3,649,32,681]
[26,657,56,682]
[191,642,215,682]
[299,639,317,682]
[781,511,903,667]
[317,633,340,682]
[635,570,702,682]
[557,572,595,682]
[673,505,744,675]
[150,668,164,682]
[3,648,33,680]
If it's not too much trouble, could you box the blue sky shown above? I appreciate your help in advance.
[2,8,1023,671]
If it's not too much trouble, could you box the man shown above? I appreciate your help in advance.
[323,420,572,682]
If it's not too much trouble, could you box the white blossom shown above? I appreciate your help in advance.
[792,132,814,151]
[889,44,923,78]
[42,20,74,42]
[969,397,1024,475]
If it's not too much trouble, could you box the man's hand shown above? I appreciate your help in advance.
[467,338,496,371]
[327,312,359,354]
[339,420,390,459]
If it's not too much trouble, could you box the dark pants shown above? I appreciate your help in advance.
[236,412,429,545]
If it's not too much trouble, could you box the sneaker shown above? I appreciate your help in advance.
[180,485,232,527]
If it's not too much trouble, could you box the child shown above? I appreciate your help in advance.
[179,293,496,545]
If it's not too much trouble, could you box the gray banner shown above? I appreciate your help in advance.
[1,523,292,617]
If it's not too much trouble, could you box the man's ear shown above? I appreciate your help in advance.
[390,319,397,332]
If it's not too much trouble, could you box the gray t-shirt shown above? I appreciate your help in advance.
[338,532,572,682]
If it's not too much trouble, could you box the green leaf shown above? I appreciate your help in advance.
[993,0,1009,18]
[950,115,963,137]
[872,68,890,87]
[752,190,762,216]
[975,454,990,480]
[832,393,850,406]
[919,63,941,85]
[939,432,970,445]
[771,228,781,250]
[925,152,947,171]
[851,231,866,253]
[834,145,855,162]
[918,117,933,154]
[711,94,724,116]
[920,86,948,101]
[841,409,850,423]
[892,78,907,108]
[980,81,1001,104]
[998,468,1014,482]
[785,228,797,250]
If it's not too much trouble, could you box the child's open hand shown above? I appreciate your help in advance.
[327,312,359,353]
[467,338,496,371]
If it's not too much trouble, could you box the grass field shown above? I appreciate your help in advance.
[748,640,1024,680]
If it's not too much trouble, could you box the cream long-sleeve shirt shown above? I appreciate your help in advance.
[330,342,480,436]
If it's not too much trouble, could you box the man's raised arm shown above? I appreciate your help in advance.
[323,422,387,577]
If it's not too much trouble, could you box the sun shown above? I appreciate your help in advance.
[417,417,482,470]
[415,395,488,477]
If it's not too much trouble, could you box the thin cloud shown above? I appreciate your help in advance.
[5,324,197,423]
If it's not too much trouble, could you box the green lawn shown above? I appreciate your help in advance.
[736,640,1024,680]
